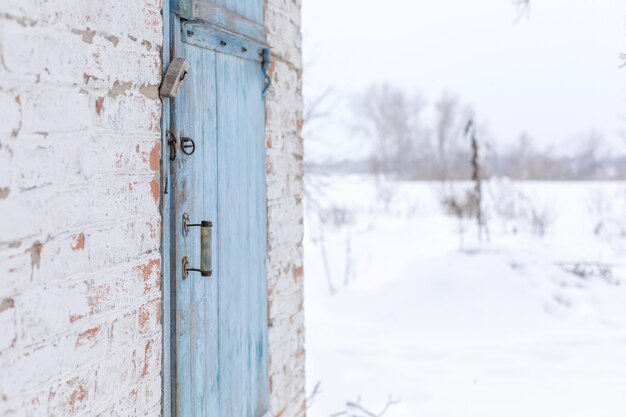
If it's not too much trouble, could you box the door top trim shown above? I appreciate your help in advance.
[176,0,265,43]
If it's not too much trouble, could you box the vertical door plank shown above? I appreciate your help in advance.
[210,0,264,24]
[216,52,268,417]
[174,32,219,417]
[199,45,220,417]
[173,28,193,416]
[189,45,220,417]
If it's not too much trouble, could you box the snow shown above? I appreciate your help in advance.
[305,176,626,417]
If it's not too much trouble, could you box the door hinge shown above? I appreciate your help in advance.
[160,57,190,99]
[262,49,272,95]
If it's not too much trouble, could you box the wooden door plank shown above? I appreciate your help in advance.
[213,0,263,25]
[174,26,219,417]
[199,45,220,417]
[216,51,268,417]
[187,44,220,417]
[172,19,191,417]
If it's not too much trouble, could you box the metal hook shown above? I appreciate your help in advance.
[167,130,178,161]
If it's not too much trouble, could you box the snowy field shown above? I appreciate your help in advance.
[304,176,626,417]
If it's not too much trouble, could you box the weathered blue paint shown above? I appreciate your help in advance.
[168,0,269,415]
[176,0,265,43]
[216,49,268,417]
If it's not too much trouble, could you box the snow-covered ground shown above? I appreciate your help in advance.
[305,176,626,417]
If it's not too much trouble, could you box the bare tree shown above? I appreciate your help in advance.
[303,80,352,294]
[571,130,605,180]
[353,84,431,181]
[435,94,456,180]
[434,93,469,181]
[466,120,488,241]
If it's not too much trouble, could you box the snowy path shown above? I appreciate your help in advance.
[305,178,626,417]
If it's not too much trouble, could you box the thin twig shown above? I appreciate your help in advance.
[307,381,322,409]
[512,0,530,22]
[377,397,402,416]
[345,402,378,417]
[318,218,337,295]
[344,396,401,417]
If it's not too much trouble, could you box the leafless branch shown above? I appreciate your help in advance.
[512,0,530,21]
[619,53,626,69]
[306,381,322,409]
[317,219,337,295]
[334,395,401,417]
[304,86,338,124]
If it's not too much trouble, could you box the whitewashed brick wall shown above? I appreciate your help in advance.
[0,1,164,416]
[0,0,304,415]
[265,0,306,416]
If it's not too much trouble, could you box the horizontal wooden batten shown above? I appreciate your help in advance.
[176,0,265,43]
[182,22,266,63]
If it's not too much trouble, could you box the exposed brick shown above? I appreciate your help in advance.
[47,373,92,417]
[138,298,161,336]
[107,310,137,352]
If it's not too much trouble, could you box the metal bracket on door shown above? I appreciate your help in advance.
[181,213,213,279]
[262,48,272,95]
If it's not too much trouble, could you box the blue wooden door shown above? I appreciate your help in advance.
[169,1,268,415]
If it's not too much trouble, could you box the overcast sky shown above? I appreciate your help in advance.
[303,0,626,161]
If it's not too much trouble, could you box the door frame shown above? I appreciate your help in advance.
[161,1,174,416]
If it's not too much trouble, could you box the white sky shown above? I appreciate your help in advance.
[303,0,626,161]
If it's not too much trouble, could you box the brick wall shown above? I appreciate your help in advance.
[265,0,306,416]
[0,1,164,416]
[0,0,304,416]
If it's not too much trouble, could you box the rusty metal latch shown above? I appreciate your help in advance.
[167,130,178,161]
[182,213,212,279]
